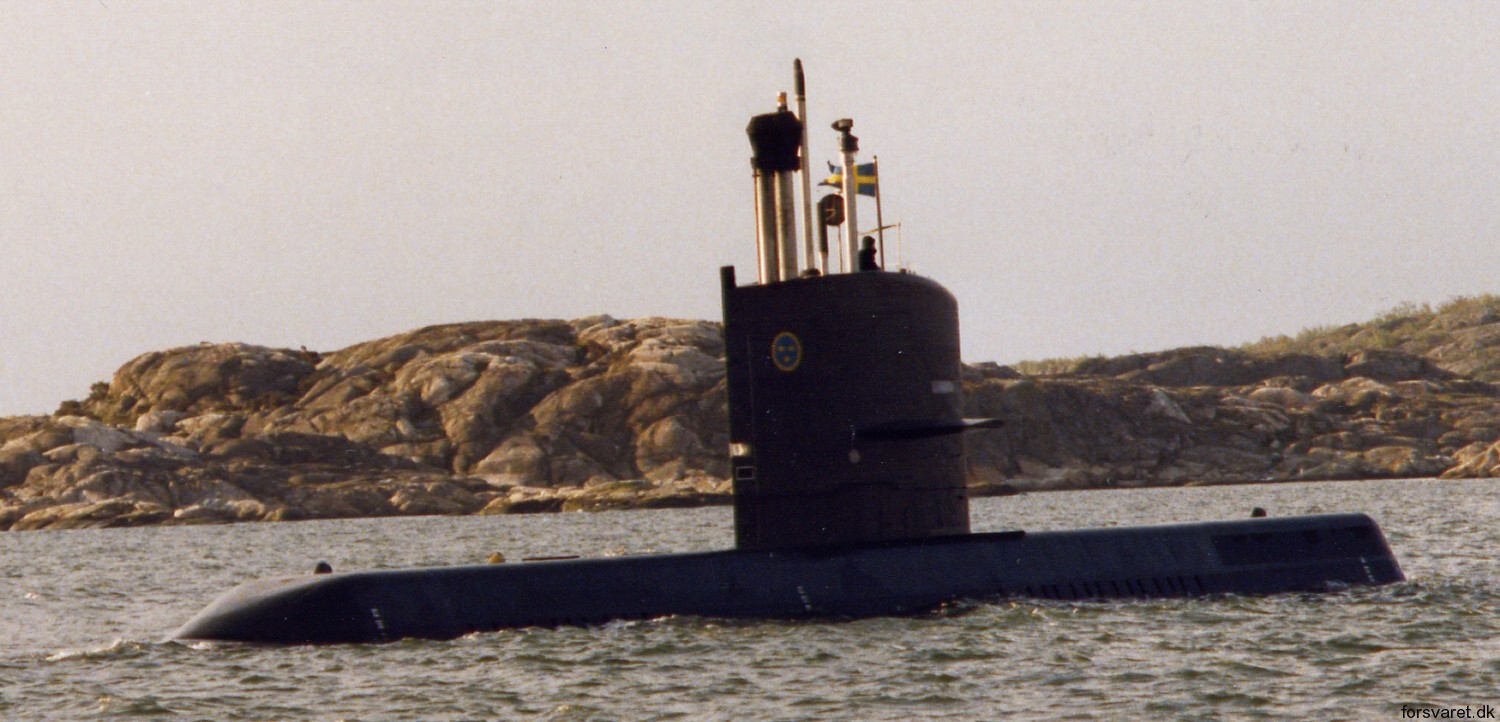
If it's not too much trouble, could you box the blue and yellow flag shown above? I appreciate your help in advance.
[818,161,878,197]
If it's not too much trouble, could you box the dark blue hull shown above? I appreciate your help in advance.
[174,513,1402,645]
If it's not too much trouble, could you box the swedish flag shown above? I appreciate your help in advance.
[818,161,878,197]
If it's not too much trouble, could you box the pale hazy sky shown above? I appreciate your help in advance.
[4,2,1498,416]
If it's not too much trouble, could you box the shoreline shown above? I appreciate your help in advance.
[0,467,1477,533]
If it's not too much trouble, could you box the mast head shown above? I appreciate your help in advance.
[832,119,858,153]
[746,109,803,173]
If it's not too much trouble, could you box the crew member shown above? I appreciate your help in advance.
[857,236,880,271]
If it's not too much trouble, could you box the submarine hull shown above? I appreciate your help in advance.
[175,512,1402,645]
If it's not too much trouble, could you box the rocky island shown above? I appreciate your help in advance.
[2,296,1497,531]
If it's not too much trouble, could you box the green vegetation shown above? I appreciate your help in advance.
[1010,355,1107,376]
[1009,294,1500,382]
[1248,294,1500,381]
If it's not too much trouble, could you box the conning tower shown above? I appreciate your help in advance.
[724,100,977,552]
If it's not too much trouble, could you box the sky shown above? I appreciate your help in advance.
[4,1,1499,416]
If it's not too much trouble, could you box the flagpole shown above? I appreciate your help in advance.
[873,155,885,269]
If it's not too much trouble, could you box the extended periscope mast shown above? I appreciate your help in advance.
[175,63,1402,645]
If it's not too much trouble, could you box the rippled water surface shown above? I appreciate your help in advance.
[4,478,1499,720]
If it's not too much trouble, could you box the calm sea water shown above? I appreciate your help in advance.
[4,478,1499,721]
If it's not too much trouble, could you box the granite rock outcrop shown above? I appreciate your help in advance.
[3,296,1498,530]
[965,350,1498,491]
[2,318,729,529]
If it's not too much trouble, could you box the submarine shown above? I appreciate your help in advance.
[175,64,1403,645]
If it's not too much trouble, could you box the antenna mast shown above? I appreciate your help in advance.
[794,60,817,274]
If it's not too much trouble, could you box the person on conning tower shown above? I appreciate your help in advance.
[858,236,880,271]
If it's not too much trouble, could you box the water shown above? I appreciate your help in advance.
[4,478,1499,721]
